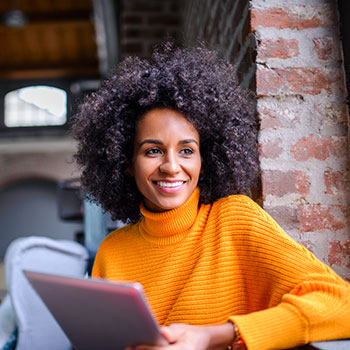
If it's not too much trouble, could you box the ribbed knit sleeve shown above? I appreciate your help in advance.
[225,196,350,350]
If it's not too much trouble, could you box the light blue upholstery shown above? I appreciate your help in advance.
[0,295,16,349]
[0,236,88,350]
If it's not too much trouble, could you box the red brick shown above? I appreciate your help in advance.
[262,170,296,197]
[259,139,283,159]
[324,171,349,195]
[258,106,300,129]
[328,240,350,267]
[313,37,335,61]
[264,205,299,230]
[258,38,299,60]
[298,204,346,232]
[251,6,329,30]
[340,206,350,223]
[258,107,281,129]
[262,170,310,197]
[291,134,333,161]
[259,111,281,129]
[256,67,333,96]
[295,170,310,196]
[329,137,348,159]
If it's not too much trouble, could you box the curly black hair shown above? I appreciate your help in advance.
[71,43,259,223]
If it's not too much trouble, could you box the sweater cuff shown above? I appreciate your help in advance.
[229,303,309,350]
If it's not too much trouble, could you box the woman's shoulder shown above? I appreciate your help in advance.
[211,193,282,230]
[213,193,262,213]
[98,222,139,248]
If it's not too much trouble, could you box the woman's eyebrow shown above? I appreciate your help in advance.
[179,139,199,145]
[138,138,198,148]
[138,139,162,148]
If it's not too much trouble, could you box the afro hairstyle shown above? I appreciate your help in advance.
[71,43,259,223]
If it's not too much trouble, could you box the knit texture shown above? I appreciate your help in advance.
[92,188,350,350]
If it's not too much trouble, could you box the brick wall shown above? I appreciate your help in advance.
[182,0,350,280]
[252,0,350,280]
[183,0,256,90]
[120,0,183,59]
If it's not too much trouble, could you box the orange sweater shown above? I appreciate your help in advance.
[92,188,350,350]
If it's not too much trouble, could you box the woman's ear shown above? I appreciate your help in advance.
[125,159,134,176]
[126,165,134,177]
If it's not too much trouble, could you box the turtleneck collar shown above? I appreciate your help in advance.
[139,187,200,245]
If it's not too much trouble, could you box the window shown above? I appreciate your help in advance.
[0,79,73,137]
[0,79,100,137]
[5,86,67,128]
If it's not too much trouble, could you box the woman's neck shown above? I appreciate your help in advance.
[138,188,200,244]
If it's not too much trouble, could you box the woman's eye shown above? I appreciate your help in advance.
[145,148,162,155]
[181,148,193,155]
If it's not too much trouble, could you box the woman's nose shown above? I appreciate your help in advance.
[159,152,181,174]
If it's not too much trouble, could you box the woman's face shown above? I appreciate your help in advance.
[131,108,201,212]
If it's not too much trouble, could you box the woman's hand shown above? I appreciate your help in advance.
[128,322,235,350]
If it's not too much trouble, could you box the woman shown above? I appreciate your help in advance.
[72,44,350,350]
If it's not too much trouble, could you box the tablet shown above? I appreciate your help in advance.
[24,270,167,350]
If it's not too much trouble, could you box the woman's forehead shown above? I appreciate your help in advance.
[135,108,199,140]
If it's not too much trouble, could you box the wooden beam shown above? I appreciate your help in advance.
[0,67,100,79]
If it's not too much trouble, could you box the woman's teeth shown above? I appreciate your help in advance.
[157,181,184,188]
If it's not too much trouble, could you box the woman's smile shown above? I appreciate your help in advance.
[131,108,201,212]
[153,180,186,193]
